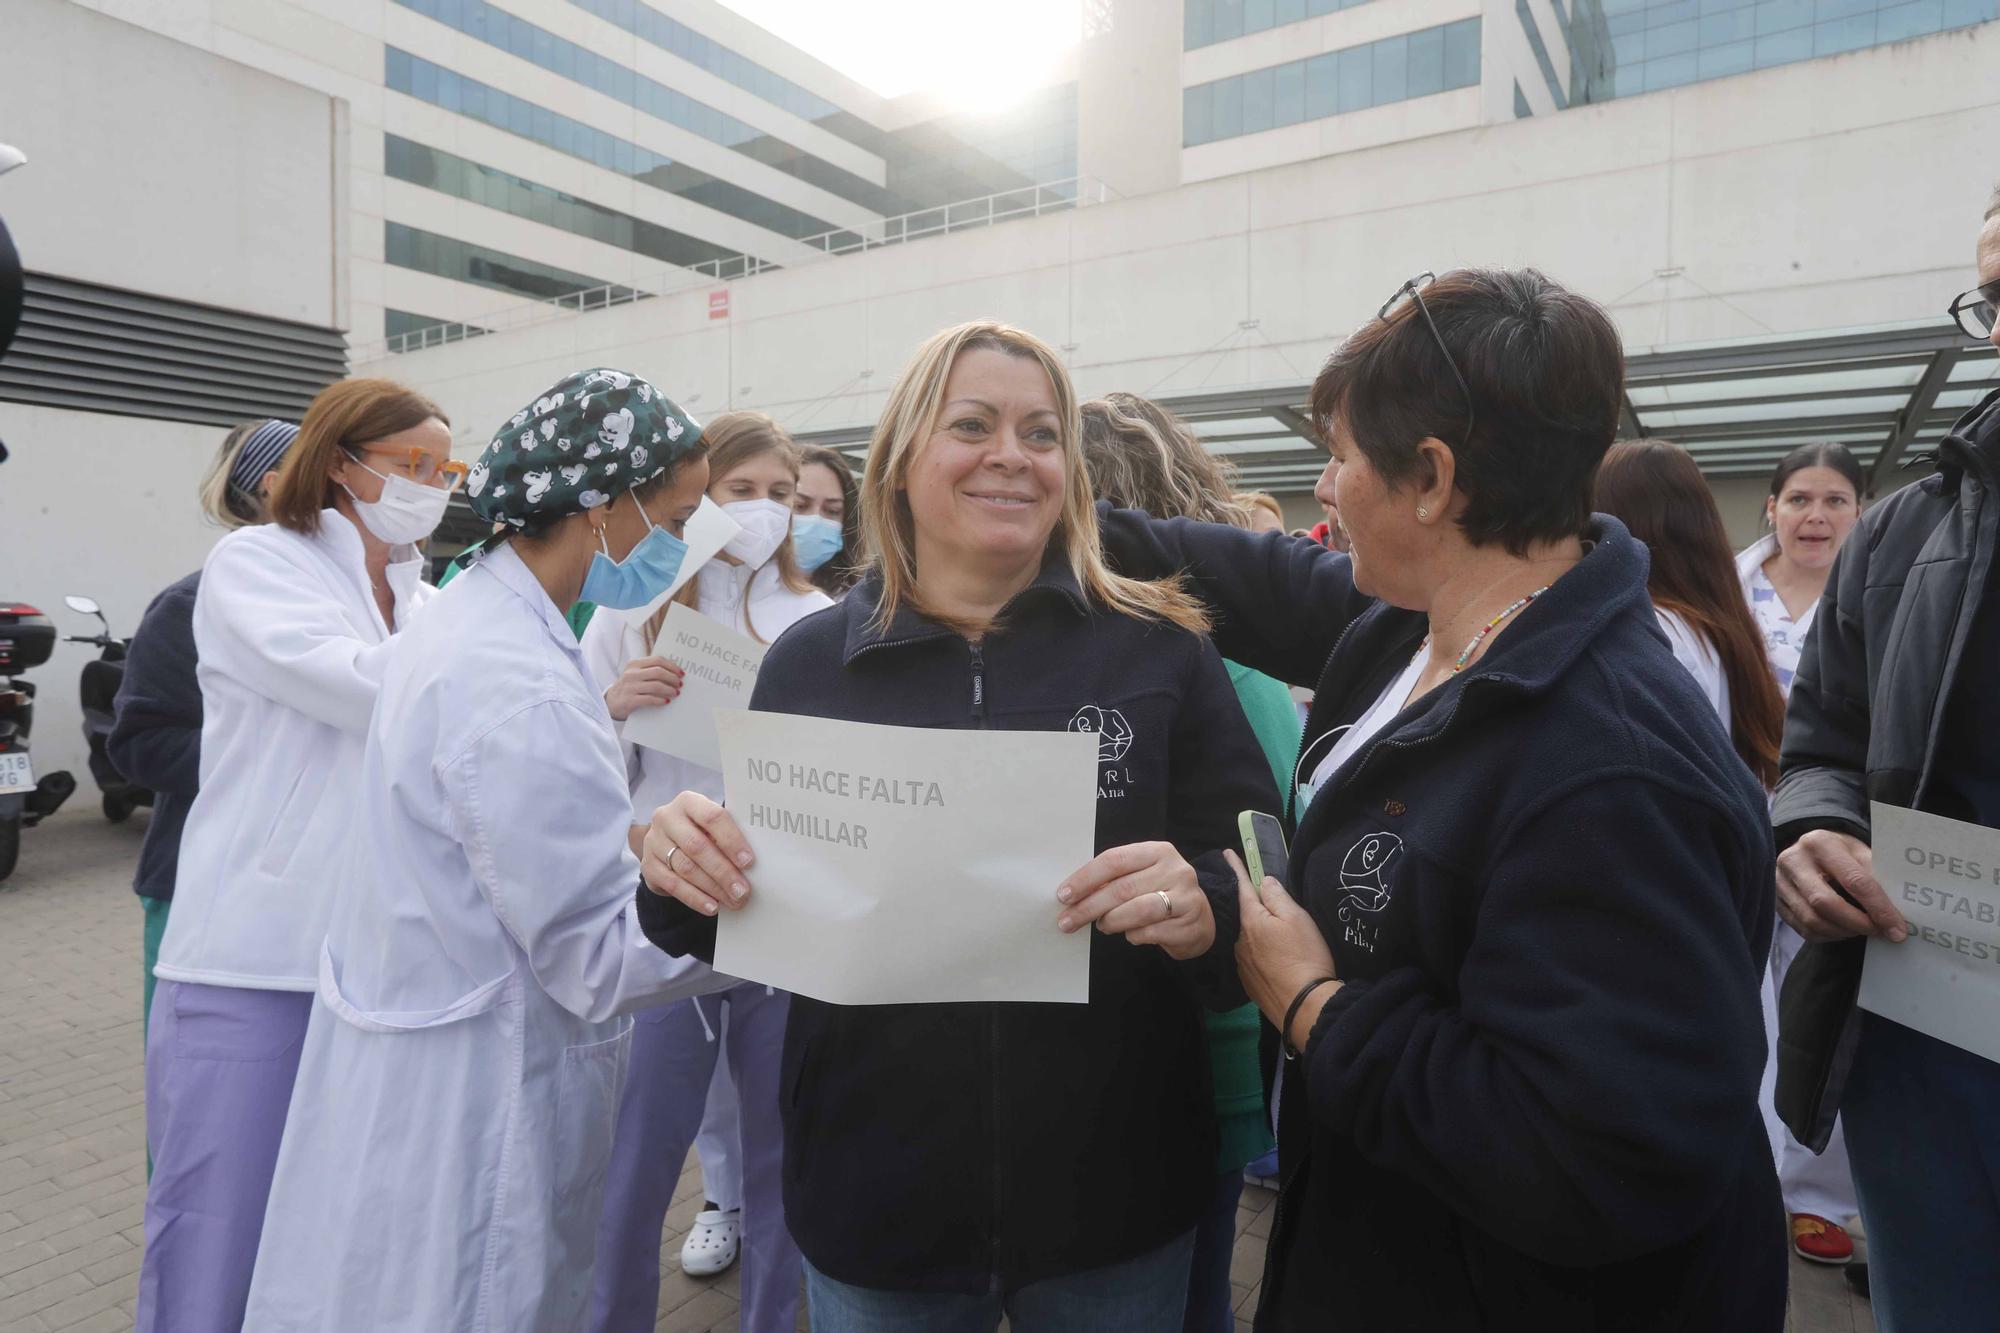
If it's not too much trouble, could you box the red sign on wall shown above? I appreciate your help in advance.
[708,289,730,320]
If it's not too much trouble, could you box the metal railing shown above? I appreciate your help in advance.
[368,177,1118,360]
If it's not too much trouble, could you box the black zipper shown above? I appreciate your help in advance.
[966,637,1003,1286]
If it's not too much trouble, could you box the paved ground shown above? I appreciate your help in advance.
[0,808,1873,1331]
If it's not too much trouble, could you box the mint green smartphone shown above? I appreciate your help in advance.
[1238,810,1290,896]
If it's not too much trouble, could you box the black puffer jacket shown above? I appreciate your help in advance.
[1772,386,2000,1147]
[638,558,1278,1293]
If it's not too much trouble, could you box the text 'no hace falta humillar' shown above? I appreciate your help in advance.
[741,758,947,849]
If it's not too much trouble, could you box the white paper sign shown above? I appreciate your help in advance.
[712,709,1099,1006]
[623,604,768,771]
[620,497,740,627]
[1858,802,2000,1065]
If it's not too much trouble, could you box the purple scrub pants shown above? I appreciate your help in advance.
[589,981,799,1333]
[137,979,313,1333]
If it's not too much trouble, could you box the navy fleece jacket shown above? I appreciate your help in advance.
[1097,507,1786,1333]
[108,573,203,901]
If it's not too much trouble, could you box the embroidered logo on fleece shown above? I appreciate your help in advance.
[1067,705,1134,763]
[1069,705,1136,799]
[1336,831,1403,953]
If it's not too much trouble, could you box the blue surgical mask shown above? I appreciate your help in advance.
[578,495,689,609]
[791,513,844,573]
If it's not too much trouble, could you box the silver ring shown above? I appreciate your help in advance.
[1156,890,1174,918]
[665,844,682,875]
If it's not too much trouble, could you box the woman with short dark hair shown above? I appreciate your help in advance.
[1098,267,1785,1330]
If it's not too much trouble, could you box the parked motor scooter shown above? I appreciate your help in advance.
[64,595,151,824]
[0,601,77,880]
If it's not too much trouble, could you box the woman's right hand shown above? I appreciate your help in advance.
[604,656,684,720]
[642,792,755,915]
[1776,829,1907,943]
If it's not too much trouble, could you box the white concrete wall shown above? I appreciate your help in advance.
[0,407,236,779]
[4,0,342,326]
[0,5,346,777]
[362,24,2000,467]
[1078,0,1186,200]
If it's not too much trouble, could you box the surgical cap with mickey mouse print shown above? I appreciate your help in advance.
[466,367,704,529]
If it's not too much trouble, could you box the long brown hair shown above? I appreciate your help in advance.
[860,322,1208,637]
[268,378,447,534]
[1594,440,1786,787]
[797,443,862,595]
[647,411,815,645]
[1078,392,1251,526]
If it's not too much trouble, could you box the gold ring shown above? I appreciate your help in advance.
[1156,889,1174,918]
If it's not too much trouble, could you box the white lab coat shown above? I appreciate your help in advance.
[157,509,431,991]
[1653,605,1732,725]
[243,542,730,1332]
[577,559,832,813]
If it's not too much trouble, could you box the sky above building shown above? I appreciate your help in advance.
[717,0,1081,107]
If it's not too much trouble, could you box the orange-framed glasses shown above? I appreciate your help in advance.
[349,445,469,492]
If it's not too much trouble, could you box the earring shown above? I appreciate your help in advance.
[1417,506,1430,520]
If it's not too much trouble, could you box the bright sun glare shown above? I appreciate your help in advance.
[715,0,1081,111]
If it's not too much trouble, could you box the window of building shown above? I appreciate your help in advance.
[1179,19,1483,146]
[384,134,764,275]
[391,0,897,216]
[386,48,839,241]
[384,221,646,306]
[567,0,843,123]
[1519,0,1572,108]
[1561,0,1994,103]
[1186,0,1379,48]
[385,309,491,347]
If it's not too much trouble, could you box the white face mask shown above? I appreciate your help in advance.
[342,459,452,545]
[720,498,793,569]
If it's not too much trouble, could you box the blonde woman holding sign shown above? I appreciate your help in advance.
[579,412,827,1333]
[638,322,1277,1331]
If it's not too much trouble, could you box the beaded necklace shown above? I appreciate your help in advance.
[1425,585,1552,674]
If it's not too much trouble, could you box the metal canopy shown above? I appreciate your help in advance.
[793,319,1997,497]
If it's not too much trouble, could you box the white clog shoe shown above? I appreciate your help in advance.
[679,1208,742,1277]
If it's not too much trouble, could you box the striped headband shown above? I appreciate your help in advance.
[228,419,300,495]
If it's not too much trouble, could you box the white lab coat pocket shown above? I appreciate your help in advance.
[554,1024,632,1207]
[257,760,332,878]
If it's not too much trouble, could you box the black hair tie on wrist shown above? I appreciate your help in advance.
[1281,976,1339,1060]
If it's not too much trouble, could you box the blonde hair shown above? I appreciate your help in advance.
[1079,392,1250,527]
[649,410,814,644]
[860,321,1208,637]
[198,420,279,529]
[1236,491,1285,528]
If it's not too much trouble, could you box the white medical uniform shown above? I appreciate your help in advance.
[244,541,730,1331]
[1737,533,1860,1224]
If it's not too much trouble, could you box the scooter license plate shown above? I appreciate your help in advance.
[0,751,34,796]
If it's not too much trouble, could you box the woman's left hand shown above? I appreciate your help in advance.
[1057,842,1215,960]
[1228,850,1339,1045]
